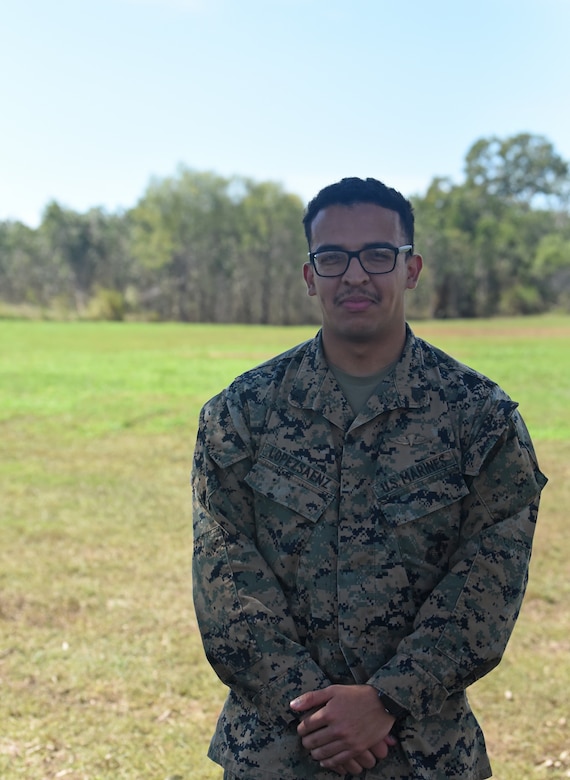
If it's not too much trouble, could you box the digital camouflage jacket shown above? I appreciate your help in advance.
[192,327,546,780]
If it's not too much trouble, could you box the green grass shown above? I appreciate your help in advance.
[0,316,569,779]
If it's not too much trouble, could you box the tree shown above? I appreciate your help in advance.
[1,135,569,321]
[464,133,569,206]
[0,221,46,306]
[531,233,570,311]
[129,168,310,323]
[38,202,125,311]
[235,181,308,324]
[414,134,570,317]
[130,168,242,321]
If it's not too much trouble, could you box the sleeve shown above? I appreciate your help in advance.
[367,401,547,721]
[191,395,330,729]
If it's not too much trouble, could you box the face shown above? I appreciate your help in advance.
[303,202,422,357]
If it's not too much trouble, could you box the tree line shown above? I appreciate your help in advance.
[1,133,569,323]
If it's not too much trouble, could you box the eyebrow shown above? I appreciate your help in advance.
[312,241,399,253]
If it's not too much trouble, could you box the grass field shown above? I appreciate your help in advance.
[0,316,569,779]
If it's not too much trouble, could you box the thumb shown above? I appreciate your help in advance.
[290,687,333,712]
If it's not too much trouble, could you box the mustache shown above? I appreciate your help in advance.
[334,292,380,305]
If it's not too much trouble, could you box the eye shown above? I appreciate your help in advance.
[366,248,394,262]
[316,251,347,266]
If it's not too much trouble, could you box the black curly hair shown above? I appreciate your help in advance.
[303,177,415,247]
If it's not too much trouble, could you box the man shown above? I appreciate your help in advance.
[192,177,546,779]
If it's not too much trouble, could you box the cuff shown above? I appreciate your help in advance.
[252,655,330,728]
[367,653,451,721]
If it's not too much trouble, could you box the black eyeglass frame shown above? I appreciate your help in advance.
[308,244,413,277]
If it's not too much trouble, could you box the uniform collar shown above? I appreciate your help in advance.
[289,325,430,429]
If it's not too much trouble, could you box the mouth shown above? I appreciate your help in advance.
[336,295,378,312]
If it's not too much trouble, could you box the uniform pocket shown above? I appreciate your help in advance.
[244,458,337,589]
[245,458,336,523]
[373,455,470,604]
[373,451,469,527]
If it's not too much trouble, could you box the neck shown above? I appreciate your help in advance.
[322,325,407,377]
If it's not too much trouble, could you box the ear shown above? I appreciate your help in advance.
[405,253,423,290]
[303,262,317,296]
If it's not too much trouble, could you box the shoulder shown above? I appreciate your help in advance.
[198,337,314,444]
[234,337,313,391]
[409,332,528,470]
[215,337,313,408]
[413,333,512,407]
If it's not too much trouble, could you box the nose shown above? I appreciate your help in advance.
[343,254,369,283]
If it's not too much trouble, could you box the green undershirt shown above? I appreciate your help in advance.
[329,361,397,416]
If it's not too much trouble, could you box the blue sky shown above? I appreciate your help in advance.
[3,0,570,226]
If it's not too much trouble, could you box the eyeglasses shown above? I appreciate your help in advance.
[309,244,413,277]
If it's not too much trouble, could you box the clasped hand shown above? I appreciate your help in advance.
[290,684,397,776]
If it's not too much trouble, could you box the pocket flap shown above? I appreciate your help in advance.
[245,460,335,523]
[374,451,469,526]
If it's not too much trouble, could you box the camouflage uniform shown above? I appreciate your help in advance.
[192,327,546,780]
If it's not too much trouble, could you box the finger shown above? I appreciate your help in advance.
[297,710,328,739]
[297,708,318,722]
[371,740,389,760]
[319,754,370,775]
[296,706,324,737]
[327,763,351,777]
[322,757,368,775]
[370,735,397,761]
[290,687,333,713]
[312,744,375,768]
[349,750,376,770]
[302,732,343,756]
